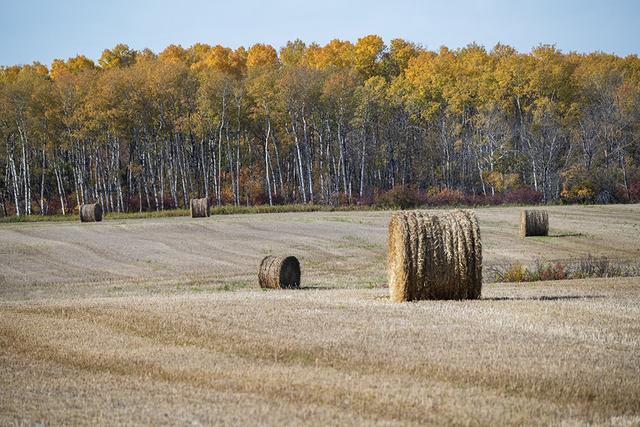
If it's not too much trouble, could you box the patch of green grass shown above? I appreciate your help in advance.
[0,204,379,224]
[0,214,75,223]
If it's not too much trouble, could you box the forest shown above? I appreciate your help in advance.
[1,35,639,216]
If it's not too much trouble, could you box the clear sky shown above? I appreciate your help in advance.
[1,0,638,66]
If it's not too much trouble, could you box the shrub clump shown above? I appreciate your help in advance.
[492,255,640,282]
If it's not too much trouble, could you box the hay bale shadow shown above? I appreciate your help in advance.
[546,232,584,238]
[482,295,604,301]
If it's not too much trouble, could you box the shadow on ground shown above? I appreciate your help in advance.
[545,233,584,238]
[483,295,604,301]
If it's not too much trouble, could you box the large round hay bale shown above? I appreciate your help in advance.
[519,209,548,238]
[190,198,210,218]
[79,203,102,222]
[258,256,301,289]
[387,209,482,302]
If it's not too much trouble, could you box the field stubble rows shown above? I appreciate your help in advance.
[0,204,639,299]
[1,204,640,425]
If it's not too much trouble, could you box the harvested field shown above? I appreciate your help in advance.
[1,279,640,425]
[1,204,639,300]
[1,204,640,425]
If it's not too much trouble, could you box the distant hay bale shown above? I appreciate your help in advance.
[190,198,210,218]
[519,209,549,238]
[387,209,482,302]
[79,203,102,222]
[258,256,301,289]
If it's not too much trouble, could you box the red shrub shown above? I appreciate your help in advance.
[503,187,543,205]
[538,262,568,281]
[426,188,466,206]
[629,181,640,202]
[377,186,420,209]
[468,193,504,206]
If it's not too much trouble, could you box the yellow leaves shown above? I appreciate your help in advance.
[50,60,66,81]
[354,75,388,123]
[353,35,385,79]
[386,38,420,75]
[403,45,491,118]
[279,39,306,67]
[246,44,278,69]
[560,165,596,202]
[68,56,96,72]
[186,43,212,65]
[191,45,246,78]
[128,163,143,177]
[482,171,520,192]
[246,63,280,118]
[304,39,354,70]
[362,76,386,100]
[51,56,96,81]
[98,44,136,69]
[503,173,521,191]
[158,45,187,65]
[484,171,503,191]
[419,102,442,122]
[526,44,577,105]
[560,185,595,202]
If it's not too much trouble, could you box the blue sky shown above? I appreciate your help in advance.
[1,0,638,66]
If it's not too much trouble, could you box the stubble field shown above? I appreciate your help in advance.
[1,204,639,425]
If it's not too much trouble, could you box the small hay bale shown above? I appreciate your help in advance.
[387,209,482,302]
[190,198,210,218]
[258,256,301,289]
[519,209,549,238]
[79,203,102,222]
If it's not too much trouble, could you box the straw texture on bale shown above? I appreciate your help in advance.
[258,256,301,289]
[79,203,103,222]
[519,210,549,238]
[190,198,210,218]
[387,209,482,302]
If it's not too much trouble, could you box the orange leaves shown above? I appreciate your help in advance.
[191,45,246,78]
[51,55,96,80]
[304,39,354,70]
[247,44,278,69]
[158,45,187,65]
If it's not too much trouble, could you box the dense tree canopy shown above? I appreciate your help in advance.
[1,36,639,216]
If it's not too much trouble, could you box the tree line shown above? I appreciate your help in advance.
[1,36,639,216]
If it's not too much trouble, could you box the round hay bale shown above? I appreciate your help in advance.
[190,198,210,218]
[519,209,548,238]
[258,256,301,289]
[79,203,102,222]
[387,209,482,302]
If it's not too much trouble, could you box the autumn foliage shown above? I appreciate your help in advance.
[1,36,640,216]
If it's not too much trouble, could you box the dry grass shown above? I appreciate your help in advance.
[388,210,481,301]
[1,204,640,425]
[2,204,639,301]
[1,279,639,425]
